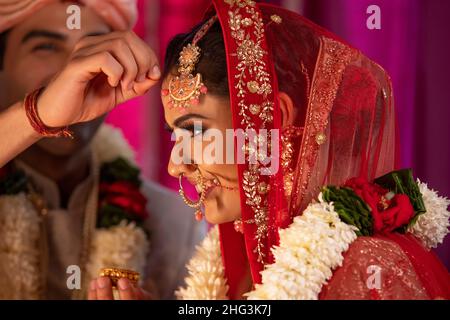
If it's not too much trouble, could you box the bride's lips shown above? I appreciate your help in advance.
[185,176,217,200]
[195,183,216,199]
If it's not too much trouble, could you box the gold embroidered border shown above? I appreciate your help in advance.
[293,37,357,213]
[226,0,275,263]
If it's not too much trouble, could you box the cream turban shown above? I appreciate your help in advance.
[0,0,138,33]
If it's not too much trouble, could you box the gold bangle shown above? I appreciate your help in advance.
[99,267,140,289]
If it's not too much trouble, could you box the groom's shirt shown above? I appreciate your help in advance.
[13,158,205,299]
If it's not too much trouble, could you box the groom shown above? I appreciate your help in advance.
[0,0,204,299]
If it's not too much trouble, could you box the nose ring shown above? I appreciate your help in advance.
[178,172,206,221]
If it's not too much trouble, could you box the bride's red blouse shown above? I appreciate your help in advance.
[320,234,450,299]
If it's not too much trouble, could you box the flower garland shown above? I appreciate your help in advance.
[176,170,450,300]
[0,193,42,299]
[0,124,150,298]
[86,155,150,287]
[176,195,358,300]
[246,195,358,300]
[86,221,149,286]
[175,226,229,300]
[84,124,152,290]
[92,124,136,165]
[408,180,450,249]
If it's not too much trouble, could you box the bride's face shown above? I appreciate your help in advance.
[162,77,241,224]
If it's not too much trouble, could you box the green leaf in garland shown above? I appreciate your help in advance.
[98,203,146,228]
[374,168,426,230]
[322,186,374,236]
[97,203,150,238]
[100,157,141,187]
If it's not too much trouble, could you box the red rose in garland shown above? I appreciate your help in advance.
[344,177,414,234]
[378,194,414,233]
[98,157,150,229]
[99,181,148,220]
[344,177,387,233]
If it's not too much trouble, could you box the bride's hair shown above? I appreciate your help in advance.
[163,20,229,99]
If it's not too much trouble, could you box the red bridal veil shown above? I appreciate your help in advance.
[202,0,448,299]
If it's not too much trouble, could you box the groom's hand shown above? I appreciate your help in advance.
[36,31,160,128]
[88,277,153,300]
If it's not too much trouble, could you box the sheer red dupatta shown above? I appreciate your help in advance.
[206,0,448,299]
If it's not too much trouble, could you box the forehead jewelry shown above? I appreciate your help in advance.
[161,15,218,111]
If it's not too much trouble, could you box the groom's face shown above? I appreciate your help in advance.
[0,2,110,155]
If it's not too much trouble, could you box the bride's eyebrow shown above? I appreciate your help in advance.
[172,113,209,128]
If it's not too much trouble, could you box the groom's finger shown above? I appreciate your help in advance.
[117,278,135,300]
[96,277,114,300]
[87,280,98,300]
[74,39,139,92]
[67,51,124,87]
[73,31,159,82]
[122,31,159,81]
[132,78,158,96]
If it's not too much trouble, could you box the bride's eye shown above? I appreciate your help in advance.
[180,123,205,137]
[192,126,204,137]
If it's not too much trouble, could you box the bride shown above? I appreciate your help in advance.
[90,0,450,300]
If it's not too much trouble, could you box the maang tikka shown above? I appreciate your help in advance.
[162,15,218,111]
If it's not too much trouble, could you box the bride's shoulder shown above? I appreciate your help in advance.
[319,235,430,299]
[343,235,411,264]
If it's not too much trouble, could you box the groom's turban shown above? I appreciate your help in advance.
[0,0,138,33]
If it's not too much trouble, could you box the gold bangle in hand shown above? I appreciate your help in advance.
[99,267,140,289]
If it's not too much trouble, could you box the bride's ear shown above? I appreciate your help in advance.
[279,92,296,128]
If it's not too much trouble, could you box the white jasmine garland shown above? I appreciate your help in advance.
[176,194,358,300]
[86,221,149,285]
[408,180,450,249]
[92,124,136,165]
[246,194,358,300]
[0,194,41,299]
[176,226,229,300]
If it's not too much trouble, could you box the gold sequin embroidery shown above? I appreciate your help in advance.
[293,37,357,214]
[226,0,276,262]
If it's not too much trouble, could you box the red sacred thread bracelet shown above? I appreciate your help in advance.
[24,87,74,139]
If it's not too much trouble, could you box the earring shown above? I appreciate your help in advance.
[281,126,303,197]
[178,172,206,221]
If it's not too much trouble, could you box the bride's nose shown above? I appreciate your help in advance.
[167,154,197,179]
